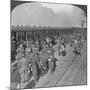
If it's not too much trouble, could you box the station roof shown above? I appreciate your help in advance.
[11,26,85,32]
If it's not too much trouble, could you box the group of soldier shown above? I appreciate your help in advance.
[11,34,83,89]
[11,36,59,87]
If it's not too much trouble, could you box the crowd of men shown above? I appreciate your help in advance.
[11,34,83,89]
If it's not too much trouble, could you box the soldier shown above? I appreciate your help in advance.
[39,48,49,75]
[73,40,81,56]
[30,51,40,84]
[45,37,51,48]
[18,58,28,83]
[47,44,56,73]
[61,42,66,56]
[25,41,32,61]
[16,44,25,59]
[25,41,33,81]
[15,44,28,83]
[26,42,40,84]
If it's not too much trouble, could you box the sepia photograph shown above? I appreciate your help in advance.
[11,0,87,89]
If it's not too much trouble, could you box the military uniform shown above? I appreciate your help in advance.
[16,45,25,60]
[25,47,32,61]
[39,49,49,75]
[18,58,28,83]
[30,52,40,84]
[15,45,28,83]
[73,40,81,56]
[41,44,56,73]
[47,46,56,73]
